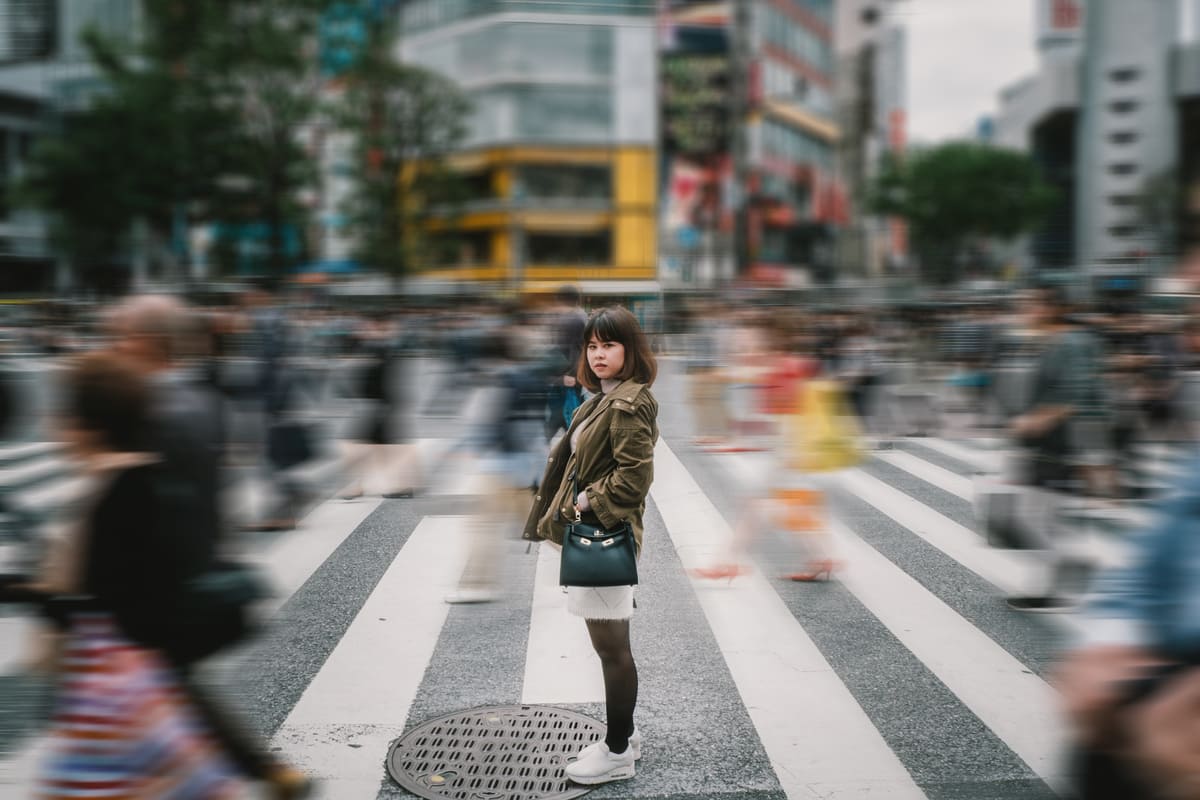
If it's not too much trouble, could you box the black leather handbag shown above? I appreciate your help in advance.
[559,476,638,588]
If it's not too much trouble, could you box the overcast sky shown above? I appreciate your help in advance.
[896,0,1038,144]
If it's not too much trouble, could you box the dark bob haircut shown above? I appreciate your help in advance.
[577,306,657,392]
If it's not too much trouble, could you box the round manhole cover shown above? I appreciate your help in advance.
[386,704,605,799]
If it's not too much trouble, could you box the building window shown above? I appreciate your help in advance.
[515,165,611,202]
[1108,163,1139,176]
[527,231,612,265]
[1109,67,1141,83]
[1109,131,1138,146]
[1109,195,1139,207]
[427,231,492,268]
[762,120,832,171]
[514,86,613,142]
[1109,100,1139,114]
[1107,225,1138,238]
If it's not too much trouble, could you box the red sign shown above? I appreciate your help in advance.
[1051,0,1082,30]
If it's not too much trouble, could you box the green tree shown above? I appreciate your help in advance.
[870,142,1057,285]
[16,0,328,289]
[332,9,469,288]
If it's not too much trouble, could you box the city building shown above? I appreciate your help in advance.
[659,0,844,292]
[996,0,1200,294]
[0,0,142,294]
[396,0,660,307]
[832,0,907,282]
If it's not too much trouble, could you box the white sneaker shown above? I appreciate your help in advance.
[564,741,635,785]
[444,588,497,604]
[576,727,642,762]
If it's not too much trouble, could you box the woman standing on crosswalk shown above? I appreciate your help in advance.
[523,305,658,787]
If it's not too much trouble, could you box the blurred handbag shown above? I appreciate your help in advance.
[973,478,1056,550]
[173,560,272,662]
[268,419,314,469]
[559,475,638,587]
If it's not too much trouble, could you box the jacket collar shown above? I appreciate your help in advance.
[562,381,647,441]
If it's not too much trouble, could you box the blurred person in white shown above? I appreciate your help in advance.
[339,311,419,499]
[686,298,733,449]
[446,315,548,604]
[1055,453,1200,799]
[1006,286,1112,612]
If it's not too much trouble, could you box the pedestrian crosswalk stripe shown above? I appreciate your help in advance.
[270,515,468,796]
[875,450,975,501]
[914,437,1007,473]
[826,519,1069,791]
[522,541,606,705]
[652,440,926,799]
[838,468,1033,597]
[251,497,384,616]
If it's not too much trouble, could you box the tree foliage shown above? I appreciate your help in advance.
[331,10,469,285]
[869,142,1057,284]
[16,0,329,287]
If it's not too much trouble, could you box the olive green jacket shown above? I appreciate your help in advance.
[522,380,658,555]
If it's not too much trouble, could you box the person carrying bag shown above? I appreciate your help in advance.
[523,306,658,787]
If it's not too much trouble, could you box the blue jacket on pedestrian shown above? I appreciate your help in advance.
[1081,452,1200,661]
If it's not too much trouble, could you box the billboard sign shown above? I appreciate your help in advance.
[1036,0,1083,50]
[662,53,730,159]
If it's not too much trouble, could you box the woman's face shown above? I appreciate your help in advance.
[587,334,626,382]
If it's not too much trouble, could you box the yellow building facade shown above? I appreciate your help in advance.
[400,2,660,301]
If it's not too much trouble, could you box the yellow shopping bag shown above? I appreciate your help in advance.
[788,380,863,472]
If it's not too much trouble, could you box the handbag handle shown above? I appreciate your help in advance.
[571,471,583,523]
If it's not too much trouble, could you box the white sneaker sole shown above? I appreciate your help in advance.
[565,765,636,785]
[577,740,642,761]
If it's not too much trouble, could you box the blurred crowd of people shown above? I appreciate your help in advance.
[0,280,1199,796]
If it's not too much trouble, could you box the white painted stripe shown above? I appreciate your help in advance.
[876,450,974,500]
[916,438,1008,474]
[272,516,469,798]
[826,518,1069,790]
[652,441,925,799]
[838,469,1033,596]
[521,542,605,704]
[251,496,385,615]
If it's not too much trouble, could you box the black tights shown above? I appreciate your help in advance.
[585,619,638,754]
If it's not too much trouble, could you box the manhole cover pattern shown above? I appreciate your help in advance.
[386,705,604,800]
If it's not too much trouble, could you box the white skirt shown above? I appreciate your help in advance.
[566,585,635,621]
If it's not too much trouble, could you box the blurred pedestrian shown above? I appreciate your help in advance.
[240,282,308,531]
[544,285,588,442]
[523,306,658,786]
[447,321,547,604]
[110,295,224,561]
[1,352,243,798]
[339,312,417,499]
[110,297,314,798]
[1055,454,1200,799]
[687,299,733,448]
[1006,286,1110,612]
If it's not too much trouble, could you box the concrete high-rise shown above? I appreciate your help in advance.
[996,0,1200,293]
